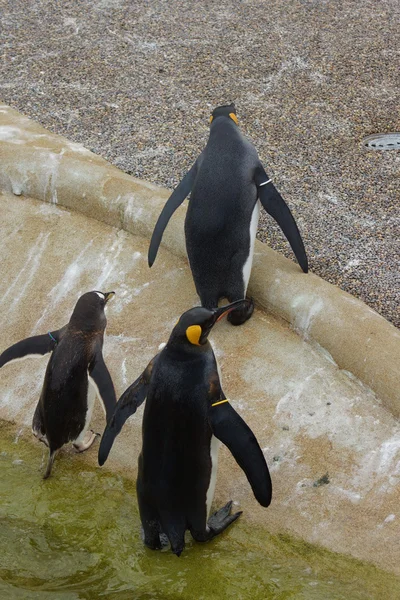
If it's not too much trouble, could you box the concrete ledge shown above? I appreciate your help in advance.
[0,103,399,416]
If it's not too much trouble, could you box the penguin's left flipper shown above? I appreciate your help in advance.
[88,349,117,422]
[98,356,157,466]
[255,165,308,273]
[148,161,198,267]
[208,398,272,507]
[0,327,65,368]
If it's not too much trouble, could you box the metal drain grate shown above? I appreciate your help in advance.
[363,133,400,150]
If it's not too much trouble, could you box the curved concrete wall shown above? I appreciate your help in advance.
[2,191,400,576]
[1,105,400,575]
[0,104,398,416]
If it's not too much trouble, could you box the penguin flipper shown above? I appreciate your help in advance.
[98,357,157,466]
[148,162,198,267]
[208,399,272,507]
[255,166,308,273]
[88,350,117,422]
[0,328,64,368]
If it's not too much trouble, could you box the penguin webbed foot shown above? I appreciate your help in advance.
[33,430,49,447]
[142,531,161,551]
[73,430,99,453]
[43,450,58,480]
[191,501,242,542]
[227,298,254,326]
[208,500,242,534]
[159,532,170,549]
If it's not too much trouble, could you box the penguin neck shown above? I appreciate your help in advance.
[68,315,106,334]
[165,338,211,359]
[210,117,239,136]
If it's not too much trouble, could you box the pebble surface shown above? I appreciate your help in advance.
[1,0,399,326]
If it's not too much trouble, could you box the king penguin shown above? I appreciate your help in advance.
[0,291,117,478]
[148,103,308,325]
[98,299,272,556]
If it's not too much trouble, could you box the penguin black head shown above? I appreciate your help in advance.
[209,103,238,125]
[69,291,115,331]
[168,300,249,347]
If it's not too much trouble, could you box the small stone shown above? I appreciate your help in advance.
[313,473,330,487]
[282,425,289,431]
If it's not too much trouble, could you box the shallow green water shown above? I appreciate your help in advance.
[1,422,399,600]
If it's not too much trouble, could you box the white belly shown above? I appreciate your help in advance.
[206,353,223,516]
[73,378,96,443]
[242,200,260,293]
[206,434,221,516]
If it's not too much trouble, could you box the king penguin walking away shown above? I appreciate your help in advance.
[0,291,117,479]
[98,300,272,556]
[148,104,308,325]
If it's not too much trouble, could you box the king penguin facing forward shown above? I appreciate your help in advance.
[148,104,308,325]
[0,291,117,478]
[98,300,272,556]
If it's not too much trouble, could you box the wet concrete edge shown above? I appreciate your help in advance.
[0,103,399,417]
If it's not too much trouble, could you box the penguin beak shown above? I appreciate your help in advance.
[213,299,249,323]
[198,299,249,344]
[104,291,115,304]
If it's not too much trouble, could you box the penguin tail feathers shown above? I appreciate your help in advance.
[173,546,184,558]
[160,516,186,556]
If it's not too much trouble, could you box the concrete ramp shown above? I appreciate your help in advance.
[0,105,399,576]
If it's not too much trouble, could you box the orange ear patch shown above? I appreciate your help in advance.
[209,115,214,124]
[229,112,239,125]
[186,325,202,345]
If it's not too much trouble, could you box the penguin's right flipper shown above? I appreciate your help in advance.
[148,161,198,267]
[98,356,157,466]
[208,399,272,507]
[0,328,65,368]
[88,349,117,422]
[255,165,308,273]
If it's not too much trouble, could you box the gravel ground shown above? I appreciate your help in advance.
[1,0,399,326]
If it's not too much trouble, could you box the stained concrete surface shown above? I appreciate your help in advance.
[0,0,399,326]
[1,191,400,576]
[0,103,398,417]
